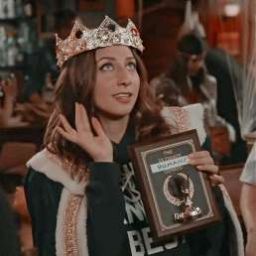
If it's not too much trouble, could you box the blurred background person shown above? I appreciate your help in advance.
[176,0,247,165]
[156,33,235,164]
[0,186,20,256]
[0,74,17,126]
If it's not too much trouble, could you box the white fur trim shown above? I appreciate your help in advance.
[219,184,244,256]
[77,197,88,256]
[56,189,69,256]
[27,149,89,255]
[161,107,176,127]
[55,188,89,256]
[183,103,206,145]
[26,149,86,195]
[161,103,207,145]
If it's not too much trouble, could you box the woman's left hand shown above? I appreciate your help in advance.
[188,151,224,186]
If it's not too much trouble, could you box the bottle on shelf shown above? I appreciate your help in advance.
[15,0,24,18]
[7,0,15,19]
[0,1,4,19]
[15,37,24,65]
[0,0,16,19]
[0,26,7,67]
[6,33,18,66]
[0,0,37,70]
[23,0,33,17]
[2,0,9,19]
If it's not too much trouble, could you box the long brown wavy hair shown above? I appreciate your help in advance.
[44,48,171,180]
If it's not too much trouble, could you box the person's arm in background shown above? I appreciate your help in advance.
[240,143,256,256]
[205,48,242,135]
[0,75,17,126]
[241,183,256,256]
[205,49,247,164]
[203,73,235,158]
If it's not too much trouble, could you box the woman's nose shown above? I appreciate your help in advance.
[117,67,132,86]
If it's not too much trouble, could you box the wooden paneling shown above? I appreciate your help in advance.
[116,0,135,18]
[141,6,184,79]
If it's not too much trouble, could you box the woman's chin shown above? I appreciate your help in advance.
[97,109,132,120]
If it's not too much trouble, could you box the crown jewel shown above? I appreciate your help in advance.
[56,16,144,67]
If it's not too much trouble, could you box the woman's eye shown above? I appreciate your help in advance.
[99,63,114,71]
[127,62,137,70]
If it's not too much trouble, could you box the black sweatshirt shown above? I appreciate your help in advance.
[25,125,229,256]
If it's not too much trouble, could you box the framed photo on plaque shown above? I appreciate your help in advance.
[129,129,220,241]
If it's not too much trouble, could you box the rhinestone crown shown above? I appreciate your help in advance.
[55,16,144,67]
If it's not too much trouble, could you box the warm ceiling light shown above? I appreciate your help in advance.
[224,3,241,17]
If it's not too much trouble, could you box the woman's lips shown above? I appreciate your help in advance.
[113,92,133,103]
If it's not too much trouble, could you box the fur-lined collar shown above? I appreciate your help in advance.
[26,149,86,195]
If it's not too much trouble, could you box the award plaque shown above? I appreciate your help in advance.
[129,129,220,241]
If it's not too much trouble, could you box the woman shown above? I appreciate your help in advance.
[25,17,243,256]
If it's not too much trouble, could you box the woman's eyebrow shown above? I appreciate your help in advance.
[97,56,135,62]
[96,56,116,62]
[126,56,136,61]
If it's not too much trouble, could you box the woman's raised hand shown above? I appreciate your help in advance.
[188,151,224,185]
[57,103,113,162]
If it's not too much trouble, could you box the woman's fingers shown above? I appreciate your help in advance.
[59,114,74,133]
[188,150,219,175]
[76,103,91,132]
[188,151,214,165]
[197,164,219,174]
[57,105,111,160]
[189,151,223,185]
[56,126,76,143]
[209,174,224,186]
[189,151,210,158]
[188,151,213,162]
[91,117,106,138]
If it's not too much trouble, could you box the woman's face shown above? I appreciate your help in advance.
[94,45,140,119]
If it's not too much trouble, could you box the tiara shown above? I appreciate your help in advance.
[55,16,144,67]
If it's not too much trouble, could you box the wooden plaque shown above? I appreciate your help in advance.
[129,129,220,241]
